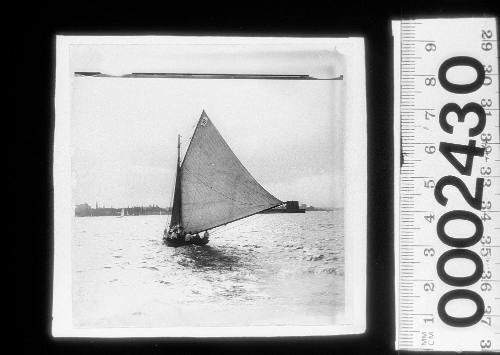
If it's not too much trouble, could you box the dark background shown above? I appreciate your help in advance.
[13,1,498,354]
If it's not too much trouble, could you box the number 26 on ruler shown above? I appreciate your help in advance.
[432,54,491,338]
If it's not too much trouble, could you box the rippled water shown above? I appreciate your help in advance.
[72,211,344,328]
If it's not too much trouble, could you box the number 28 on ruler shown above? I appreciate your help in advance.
[395,18,499,351]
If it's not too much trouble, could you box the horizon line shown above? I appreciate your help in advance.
[75,202,343,209]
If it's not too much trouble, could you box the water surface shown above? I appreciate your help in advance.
[72,211,344,327]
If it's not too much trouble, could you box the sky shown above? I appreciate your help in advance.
[70,43,345,208]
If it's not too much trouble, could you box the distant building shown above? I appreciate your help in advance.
[285,201,301,211]
[75,203,171,217]
[258,200,333,214]
[75,203,92,217]
[259,200,306,214]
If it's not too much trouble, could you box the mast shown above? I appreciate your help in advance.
[169,134,183,229]
[177,134,181,168]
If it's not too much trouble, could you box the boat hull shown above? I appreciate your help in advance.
[163,233,209,247]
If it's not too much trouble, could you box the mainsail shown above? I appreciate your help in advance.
[170,111,282,233]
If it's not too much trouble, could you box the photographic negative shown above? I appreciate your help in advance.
[53,36,367,337]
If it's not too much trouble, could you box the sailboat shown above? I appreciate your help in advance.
[118,208,125,218]
[163,111,283,247]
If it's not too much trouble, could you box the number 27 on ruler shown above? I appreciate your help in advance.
[394,18,499,351]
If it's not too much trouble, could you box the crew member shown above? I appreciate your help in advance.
[170,230,177,239]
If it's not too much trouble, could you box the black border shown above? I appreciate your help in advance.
[14,2,499,354]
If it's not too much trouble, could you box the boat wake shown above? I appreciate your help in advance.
[173,245,244,271]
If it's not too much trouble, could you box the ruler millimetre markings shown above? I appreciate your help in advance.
[394,18,499,351]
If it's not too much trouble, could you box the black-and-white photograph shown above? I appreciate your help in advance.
[53,36,366,337]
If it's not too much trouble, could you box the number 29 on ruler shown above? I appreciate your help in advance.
[394,18,499,351]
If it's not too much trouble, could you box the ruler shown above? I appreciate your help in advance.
[394,18,499,351]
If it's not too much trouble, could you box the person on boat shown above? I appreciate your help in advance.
[203,231,209,239]
[170,229,178,239]
[191,233,201,243]
[185,233,192,242]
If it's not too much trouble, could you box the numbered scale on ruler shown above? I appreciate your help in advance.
[393,18,499,352]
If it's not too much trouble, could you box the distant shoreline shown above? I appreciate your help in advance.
[74,209,344,217]
[74,204,170,217]
[74,202,343,217]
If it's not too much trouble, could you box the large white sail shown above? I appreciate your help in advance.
[179,111,282,233]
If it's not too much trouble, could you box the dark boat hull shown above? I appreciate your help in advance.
[163,234,209,247]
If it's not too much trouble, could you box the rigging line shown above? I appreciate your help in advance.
[180,130,194,160]
[182,166,275,208]
[180,116,203,168]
